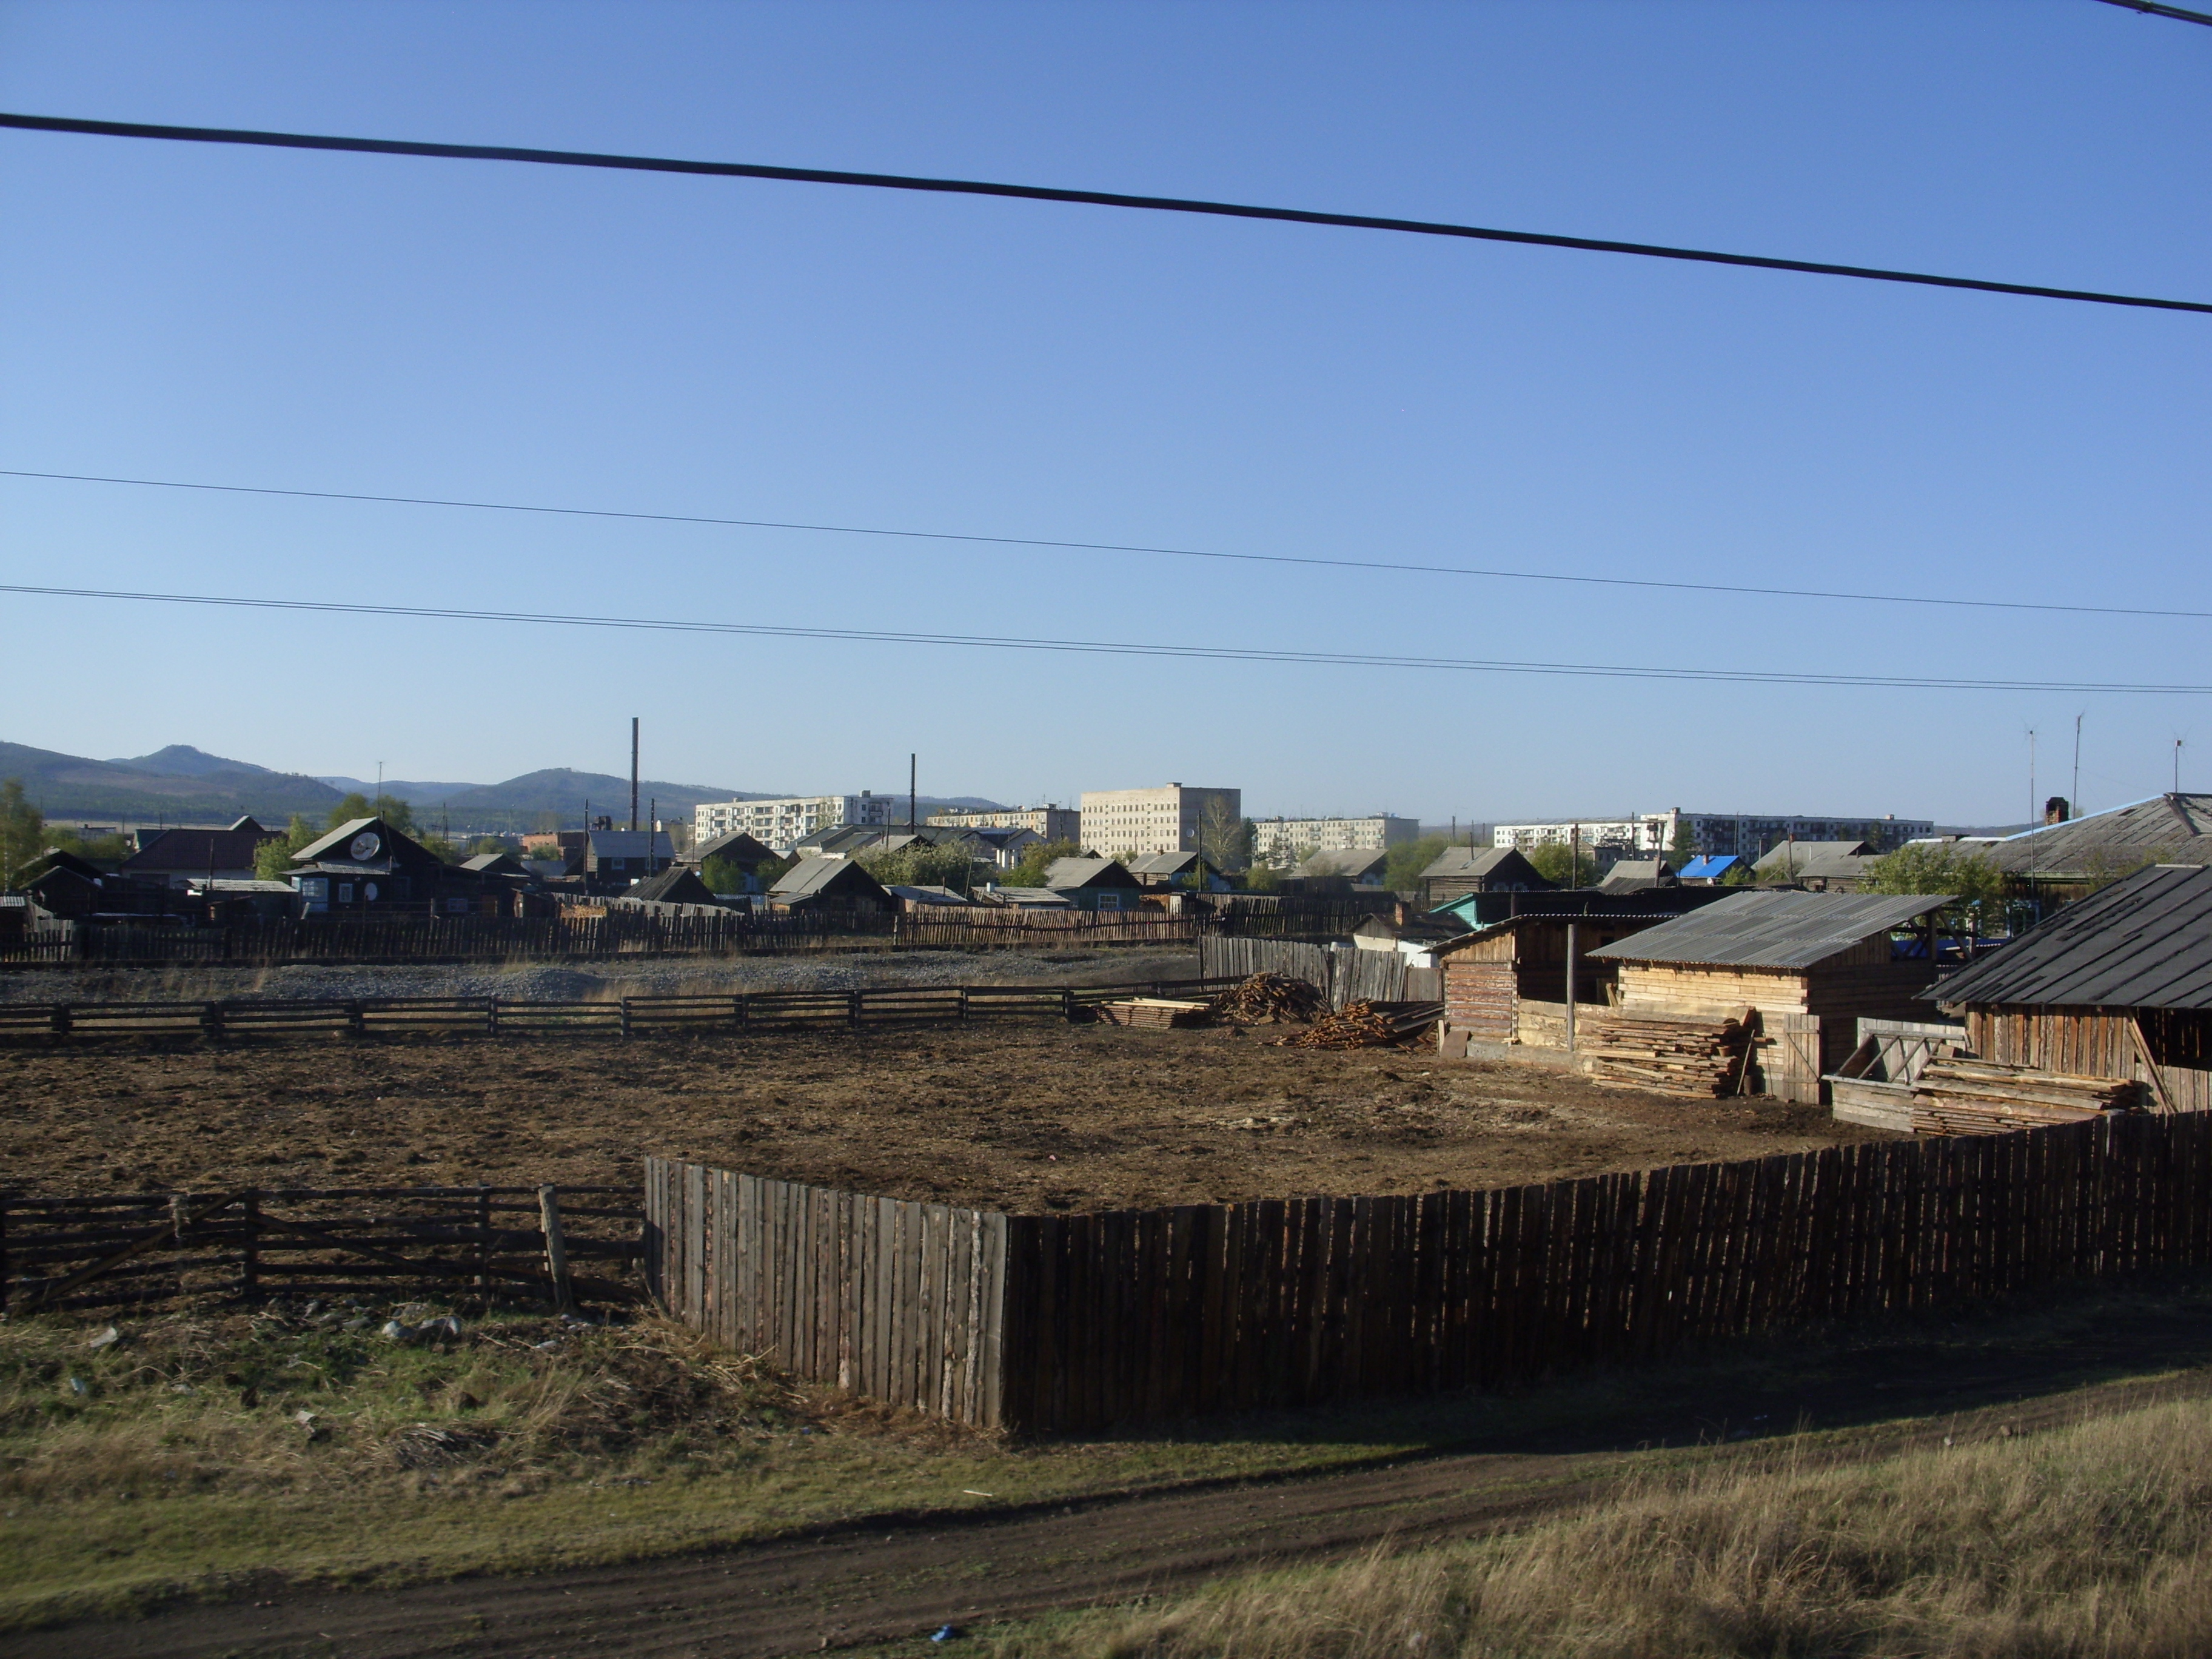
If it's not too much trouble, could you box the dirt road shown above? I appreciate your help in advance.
[15,1356,2207,1659]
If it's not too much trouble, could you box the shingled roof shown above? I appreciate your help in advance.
[1929,863,2212,1012]
[1979,793,2212,878]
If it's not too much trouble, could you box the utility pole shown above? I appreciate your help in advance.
[2073,713,2083,820]
[909,753,917,833]
[2028,729,2036,828]
[2177,739,2185,796]
[649,797,658,871]
[629,717,640,833]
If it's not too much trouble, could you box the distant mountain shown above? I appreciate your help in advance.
[316,776,488,806]
[110,744,283,780]
[3,740,341,823]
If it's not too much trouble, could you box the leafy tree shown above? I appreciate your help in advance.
[1720,859,1757,887]
[1865,843,2006,932]
[1000,837,1081,889]
[327,792,417,834]
[255,814,324,880]
[856,840,978,891]
[1382,834,1449,893]
[1,778,45,887]
[41,825,130,862]
[703,851,789,894]
[1240,860,1282,892]
[1526,843,1587,887]
[466,836,512,857]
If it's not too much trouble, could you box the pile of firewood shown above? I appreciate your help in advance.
[1577,1013,1755,1098]
[1211,973,1326,1025]
[1272,1000,1401,1051]
[1910,1059,2145,1136]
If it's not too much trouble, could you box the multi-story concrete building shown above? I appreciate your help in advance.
[1250,814,1420,870]
[1493,810,1935,865]
[1078,783,1241,859]
[928,805,1082,844]
[691,792,900,853]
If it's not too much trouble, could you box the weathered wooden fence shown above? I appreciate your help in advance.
[0,908,1210,967]
[1,1185,643,1313]
[1201,936,1441,1009]
[0,976,1241,1048]
[650,1110,2212,1431]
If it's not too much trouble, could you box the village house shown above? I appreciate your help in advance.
[1418,846,1552,910]
[118,816,280,889]
[1928,862,2212,1113]
[1750,839,1880,890]
[1585,890,1954,1098]
[585,829,674,888]
[1042,856,1145,912]
[287,816,479,914]
[1968,793,2212,912]
[768,854,890,914]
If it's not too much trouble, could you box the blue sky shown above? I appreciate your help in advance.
[1,0,2206,825]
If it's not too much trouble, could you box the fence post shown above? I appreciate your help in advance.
[538,1185,574,1313]
[1565,922,1578,1056]
[50,1005,71,1038]
[347,1000,366,1038]
[1063,987,1076,1023]
[476,1187,494,1292]
[620,1000,634,1041]
[850,990,863,1029]
[488,997,500,1037]
[202,1000,225,1043]
[240,1191,260,1296]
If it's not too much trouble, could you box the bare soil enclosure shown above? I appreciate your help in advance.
[0,1024,1890,1209]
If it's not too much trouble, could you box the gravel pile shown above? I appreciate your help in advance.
[0,948,1201,1006]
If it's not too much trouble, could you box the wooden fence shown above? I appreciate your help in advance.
[1200,936,1441,1009]
[1,1185,643,1313]
[650,1110,2212,1430]
[0,976,1242,1048]
[0,908,1211,968]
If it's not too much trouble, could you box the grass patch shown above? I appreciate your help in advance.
[6,1269,2212,1633]
[945,1393,2212,1658]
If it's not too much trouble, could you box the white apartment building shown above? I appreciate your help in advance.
[692,792,899,853]
[1078,783,1241,859]
[928,805,1082,843]
[1251,814,1420,870]
[1493,810,1936,863]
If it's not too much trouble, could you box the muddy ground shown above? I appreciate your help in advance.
[0,1023,1889,1207]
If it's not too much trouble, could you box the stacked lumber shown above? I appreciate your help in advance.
[1910,1059,2144,1136]
[1273,1000,1401,1051]
[1098,997,1213,1030]
[1211,973,1326,1025]
[1578,1013,1753,1098]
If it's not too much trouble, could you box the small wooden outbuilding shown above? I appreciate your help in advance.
[1434,911,1680,1055]
[769,854,890,914]
[1929,862,2212,1112]
[1585,890,1950,1098]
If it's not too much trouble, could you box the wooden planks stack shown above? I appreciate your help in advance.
[1577,1013,1753,1096]
[1910,1058,2145,1136]
[1097,997,1213,1030]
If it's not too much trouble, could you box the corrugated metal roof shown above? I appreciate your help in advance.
[1929,863,2212,1011]
[1751,840,1873,877]
[1298,848,1388,879]
[1420,846,1526,880]
[1586,890,1948,969]
[1677,855,1738,880]
[1045,856,1137,888]
[1127,851,1198,875]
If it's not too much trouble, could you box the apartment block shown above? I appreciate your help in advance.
[1251,814,1419,870]
[691,792,900,853]
[1493,810,1935,863]
[1078,783,1241,859]
[928,805,1082,844]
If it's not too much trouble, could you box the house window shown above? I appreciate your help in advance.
[298,878,327,900]
[337,883,354,905]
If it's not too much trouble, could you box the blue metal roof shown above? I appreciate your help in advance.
[1677,855,1739,880]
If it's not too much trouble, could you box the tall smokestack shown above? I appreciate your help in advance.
[630,717,640,833]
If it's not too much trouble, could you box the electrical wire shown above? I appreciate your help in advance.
[2,580,2205,695]
[5,467,2206,625]
[2094,0,2212,25]
[2,110,2206,316]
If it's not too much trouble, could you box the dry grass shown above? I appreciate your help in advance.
[991,1398,2212,1659]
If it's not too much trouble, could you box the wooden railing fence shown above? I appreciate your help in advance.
[0,977,1242,1047]
[1,1185,643,1313]
[650,1110,2212,1431]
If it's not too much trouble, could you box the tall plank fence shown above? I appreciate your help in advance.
[1201,935,1441,1009]
[649,1110,2212,1430]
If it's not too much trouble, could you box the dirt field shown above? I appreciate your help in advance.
[0,1023,1889,1207]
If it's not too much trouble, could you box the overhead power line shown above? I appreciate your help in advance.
[5,466,2206,625]
[2,110,2206,316]
[2094,0,2212,25]
[2,580,2205,695]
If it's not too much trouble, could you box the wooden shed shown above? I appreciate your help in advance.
[1586,890,1950,1099]
[769,854,890,914]
[1929,862,2212,1113]
[1434,912,1678,1056]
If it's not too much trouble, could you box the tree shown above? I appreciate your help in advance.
[466,836,511,858]
[1382,834,1449,893]
[856,840,977,891]
[1195,801,1253,874]
[703,852,789,894]
[255,814,324,881]
[1865,843,2006,933]
[1240,860,1282,892]
[1666,819,1697,872]
[327,792,416,834]
[1001,837,1081,889]
[1526,843,1585,887]
[1,778,44,887]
